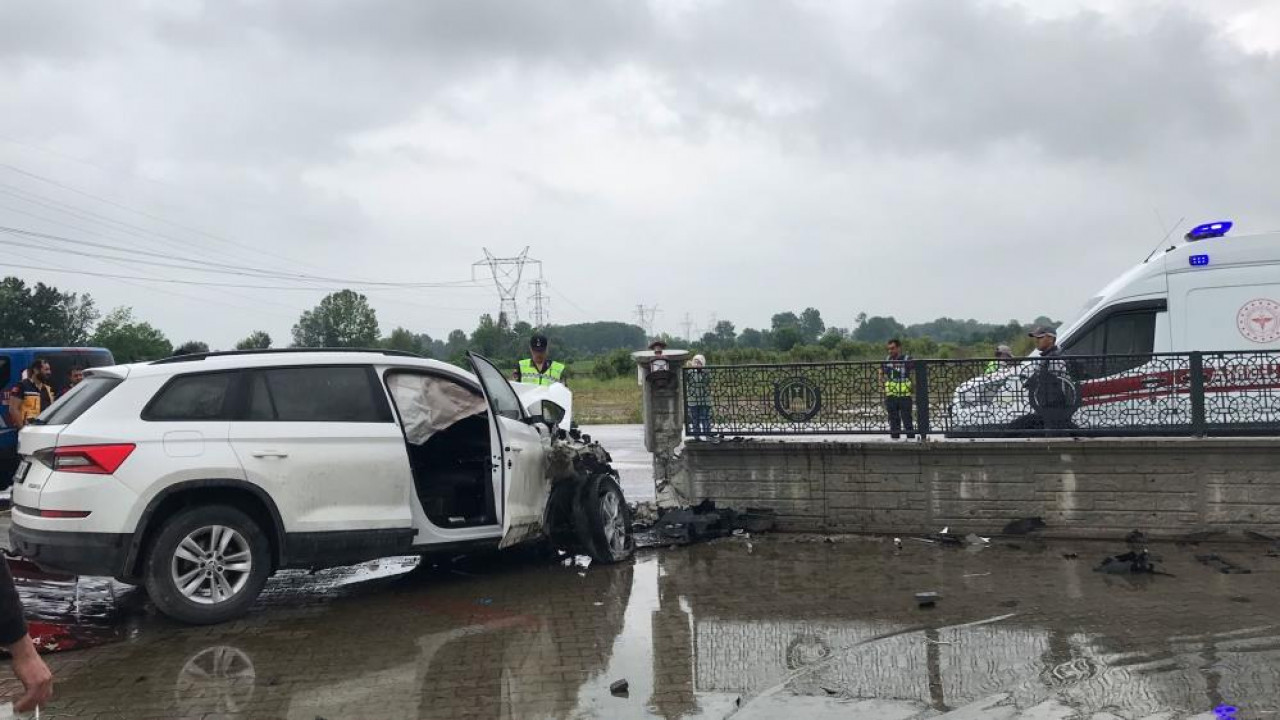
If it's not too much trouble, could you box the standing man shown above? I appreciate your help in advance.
[1021,327,1078,433]
[881,339,915,439]
[7,359,55,429]
[514,334,567,387]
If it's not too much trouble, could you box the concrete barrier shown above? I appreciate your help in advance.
[678,438,1280,538]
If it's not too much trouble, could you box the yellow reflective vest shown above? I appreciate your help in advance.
[517,358,566,386]
[882,355,913,397]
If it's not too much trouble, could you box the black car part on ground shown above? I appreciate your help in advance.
[1195,554,1252,575]
[644,500,777,547]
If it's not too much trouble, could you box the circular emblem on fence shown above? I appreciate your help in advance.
[1237,299,1280,343]
[774,377,822,422]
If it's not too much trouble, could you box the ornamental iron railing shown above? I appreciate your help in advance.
[681,351,1280,438]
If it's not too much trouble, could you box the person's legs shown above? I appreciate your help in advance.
[901,397,915,438]
[886,398,901,439]
[693,405,711,436]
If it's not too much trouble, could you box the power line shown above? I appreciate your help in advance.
[634,304,660,337]
[0,225,484,289]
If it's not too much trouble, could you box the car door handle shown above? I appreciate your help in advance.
[504,446,523,454]
[251,450,289,459]
[1141,378,1168,388]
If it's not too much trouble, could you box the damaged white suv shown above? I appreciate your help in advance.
[9,350,633,624]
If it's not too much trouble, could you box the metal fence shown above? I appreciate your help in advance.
[681,351,1280,438]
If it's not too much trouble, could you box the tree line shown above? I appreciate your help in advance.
[0,279,1057,369]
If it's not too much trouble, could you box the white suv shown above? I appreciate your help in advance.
[9,350,634,624]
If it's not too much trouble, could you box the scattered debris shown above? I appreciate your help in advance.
[476,597,494,606]
[1230,596,1252,604]
[1196,554,1251,575]
[1125,529,1149,549]
[574,555,593,570]
[917,526,965,546]
[821,687,840,696]
[644,501,776,548]
[593,602,604,607]
[1002,517,1047,535]
[915,591,941,608]
[629,501,660,529]
[1062,552,1079,560]
[1095,550,1161,575]
[962,572,991,578]
[965,533,991,546]
[893,537,903,550]
[610,679,630,697]
[999,600,1019,608]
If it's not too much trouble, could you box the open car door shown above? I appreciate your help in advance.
[467,352,552,549]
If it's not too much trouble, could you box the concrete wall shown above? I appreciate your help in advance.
[677,438,1280,538]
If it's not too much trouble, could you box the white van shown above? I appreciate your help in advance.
[951,223,1280,432]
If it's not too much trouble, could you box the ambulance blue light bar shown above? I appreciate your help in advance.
[1186,220,1232,241]
[1189,254,1210,267]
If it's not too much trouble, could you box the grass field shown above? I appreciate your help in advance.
[571,375,642,425]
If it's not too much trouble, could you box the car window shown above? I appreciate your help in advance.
[39,376,122,426]
[45,351,114,396]
[468,353,524,421]
[145,372,237,421]
[252,366,392,423]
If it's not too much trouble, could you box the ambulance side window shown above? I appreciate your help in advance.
[1063,310,1157,378]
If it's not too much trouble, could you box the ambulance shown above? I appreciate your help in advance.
[950,222,1280,433]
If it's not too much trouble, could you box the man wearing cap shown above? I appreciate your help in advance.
[1019,327,1078,433]
[514,334,567,387]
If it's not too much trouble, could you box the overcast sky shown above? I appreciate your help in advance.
[2,0,1279,348]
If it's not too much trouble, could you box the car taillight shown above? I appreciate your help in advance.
[36,444,135,475]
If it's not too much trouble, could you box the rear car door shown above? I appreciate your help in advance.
[228,365,414,543]
[467,353,551,549]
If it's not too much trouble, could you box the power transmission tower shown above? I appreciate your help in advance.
[634,304,660,337]
[473,247,541,324]
[528,279,551,327]
[681,313,694,343]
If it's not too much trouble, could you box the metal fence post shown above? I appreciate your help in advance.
[915,361,931,438]
[1189,351,1206,436]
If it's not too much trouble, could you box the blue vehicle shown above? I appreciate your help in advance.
[1,347,115,487]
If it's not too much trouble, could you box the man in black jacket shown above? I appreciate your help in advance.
[0,560,53,712]
[1022,327,1079,433]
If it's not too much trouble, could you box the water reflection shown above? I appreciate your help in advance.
[35,539,1280,719]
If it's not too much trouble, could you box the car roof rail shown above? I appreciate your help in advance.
[150,348,425,365]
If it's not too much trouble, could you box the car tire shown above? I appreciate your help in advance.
[572,474,635,564]
[143,505,271,625]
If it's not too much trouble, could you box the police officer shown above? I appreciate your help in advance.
[514,334,567,386]
[881,339,915,439]
[985,345,1015,374]
[7,358,55,430]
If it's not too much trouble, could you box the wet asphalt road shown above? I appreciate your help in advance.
[582,424,653,501]
[3,529,1279,719]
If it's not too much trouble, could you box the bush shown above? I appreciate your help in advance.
[593,348,635,380]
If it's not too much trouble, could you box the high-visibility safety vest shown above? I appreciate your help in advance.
[882,355,913,397]
[985,360,999,374]
[518,358,566,386]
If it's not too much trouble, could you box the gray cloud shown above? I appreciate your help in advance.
[0,0,1277,346]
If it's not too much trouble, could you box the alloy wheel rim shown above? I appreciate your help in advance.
[171,525,252,605]
[600,487,630,556]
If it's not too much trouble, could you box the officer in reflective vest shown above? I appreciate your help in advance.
[985,345,1014,374]
[514,334,567,387]
[881,338,915,439]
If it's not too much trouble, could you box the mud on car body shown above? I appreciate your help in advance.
[9,349,634,624]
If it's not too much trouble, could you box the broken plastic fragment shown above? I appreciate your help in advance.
[610,679,629,696]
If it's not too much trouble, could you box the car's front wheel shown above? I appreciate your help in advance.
[573,474,635,563]
[143,505,271,625]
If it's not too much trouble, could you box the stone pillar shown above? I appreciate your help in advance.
[634,349,692,508]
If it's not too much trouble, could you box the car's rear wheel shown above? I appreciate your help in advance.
[573,474,635,563]
[143,505,271,625]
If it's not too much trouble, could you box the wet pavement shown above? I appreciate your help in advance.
[0,528,1277,719]
[582,424,652,501]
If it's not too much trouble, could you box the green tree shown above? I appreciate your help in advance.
[235,331,273,350]
[700,321,737,350]
[738,328,768,349]
[800,307,825,344]
[0,277,99,346]
[382,327,430,355]
[291,290,380,348]
[173,341,210,356]
[444,329,469,360]
[90,308,172,363]
[852,315,906,343]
